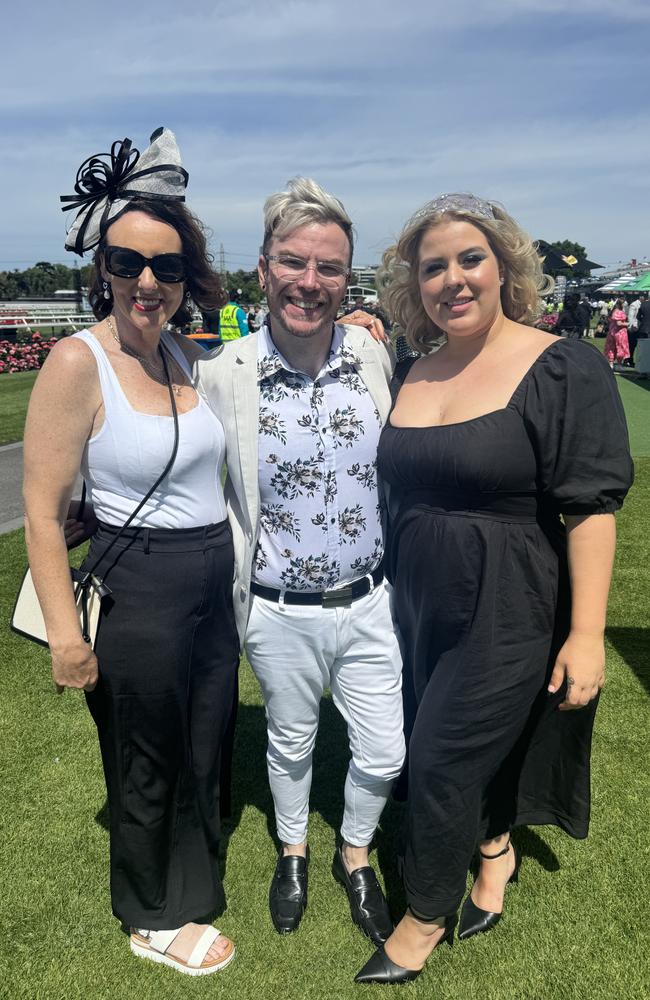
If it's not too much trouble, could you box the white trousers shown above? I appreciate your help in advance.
[245,581,405,846]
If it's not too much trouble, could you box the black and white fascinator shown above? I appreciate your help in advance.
[60,126,188,255]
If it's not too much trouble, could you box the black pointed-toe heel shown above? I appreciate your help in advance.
[354,946,421,985]
[458,837,520,942]
[354,914,456,985]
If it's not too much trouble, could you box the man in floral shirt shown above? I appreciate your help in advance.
[197,178,404,946]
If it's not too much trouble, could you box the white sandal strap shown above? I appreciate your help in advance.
[186,926,221,968]
[143,928,183,954]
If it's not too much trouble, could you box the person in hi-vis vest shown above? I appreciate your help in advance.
[219,290,249,341]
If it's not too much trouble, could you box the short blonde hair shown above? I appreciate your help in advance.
[261,176,354,262]
[378,196,554,354]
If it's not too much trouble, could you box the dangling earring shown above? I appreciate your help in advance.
[185,290,192,302]
[102,280,112,300]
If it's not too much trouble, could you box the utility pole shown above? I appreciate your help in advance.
[219,243,226,279]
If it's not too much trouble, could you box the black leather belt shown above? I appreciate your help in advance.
[250,564,383,608]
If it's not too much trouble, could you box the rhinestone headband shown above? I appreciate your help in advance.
[411,192,496,223]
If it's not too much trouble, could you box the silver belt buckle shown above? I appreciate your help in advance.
[321,584,354,609]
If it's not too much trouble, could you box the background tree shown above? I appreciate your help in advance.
[0,261,75,297]
[0,262,267,303]
[79,263,95,288]
[224,269,263,305]
[0,271,22,299]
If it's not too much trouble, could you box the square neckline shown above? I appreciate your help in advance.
[388,337,564,431]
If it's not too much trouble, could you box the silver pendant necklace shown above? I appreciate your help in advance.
[106,315,183,396]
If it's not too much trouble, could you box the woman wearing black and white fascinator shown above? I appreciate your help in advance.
[23,128,238,976]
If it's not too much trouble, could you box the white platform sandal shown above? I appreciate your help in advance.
[130,925,235,976]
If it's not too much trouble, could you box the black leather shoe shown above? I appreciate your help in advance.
[458,840,520,941]
[269,850,308,934]
[332,846,393,946]
[354,945,420,984]
[354,915,456,984]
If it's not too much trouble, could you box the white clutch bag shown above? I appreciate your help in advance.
[11,566,110,649]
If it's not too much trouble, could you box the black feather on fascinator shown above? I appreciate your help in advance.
[60,127,188,255]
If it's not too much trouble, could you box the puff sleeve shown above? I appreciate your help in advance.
[522,339,634,514]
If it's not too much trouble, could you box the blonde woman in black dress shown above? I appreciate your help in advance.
[355,194,633,984]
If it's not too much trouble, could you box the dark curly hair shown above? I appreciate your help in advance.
[88,199,226,324]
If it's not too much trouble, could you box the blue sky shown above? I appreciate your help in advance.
[1,0,648,273]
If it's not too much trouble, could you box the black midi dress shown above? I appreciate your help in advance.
[377,338,633,918]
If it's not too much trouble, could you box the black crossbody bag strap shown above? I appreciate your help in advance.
[79,343,180,584]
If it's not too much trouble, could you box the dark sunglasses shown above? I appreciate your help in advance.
[103,245,188,283]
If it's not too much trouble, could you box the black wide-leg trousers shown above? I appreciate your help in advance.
[83,519,240,929]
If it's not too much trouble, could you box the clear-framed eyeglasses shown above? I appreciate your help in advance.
[264,254,350,284]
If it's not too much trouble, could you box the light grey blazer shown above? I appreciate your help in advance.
[195,324,395,647]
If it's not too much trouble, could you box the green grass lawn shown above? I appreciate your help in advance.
[1,355,648,999]
[590,335,649,457]
[615,376,650,457]
[1,495,649,999]
[0,371,37,445]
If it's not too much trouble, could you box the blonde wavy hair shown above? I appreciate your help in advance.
[377,196,554,354]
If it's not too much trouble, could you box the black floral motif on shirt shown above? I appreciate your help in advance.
[350,538,383,575]
[311,512,327,531]
[347,461,377,489]
[330,405,364,449]
[280,552,338,590]
[268,455,322,499]
[260,378,292,404]
[258,366,307,404]
[338,504,367,542]
[340,346,361,367]
[282,372,308,397]
[258,354,281,381]
[254,543,269,573]
[297,413,321,438]
[260,503,301,540]
[338,370,366,394]
[324,471,337,505]
[259,406,288,444]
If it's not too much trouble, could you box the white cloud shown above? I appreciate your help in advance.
[1,0,648,269]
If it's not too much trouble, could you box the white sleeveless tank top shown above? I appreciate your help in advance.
[74,329,227,528]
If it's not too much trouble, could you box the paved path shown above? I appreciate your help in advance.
[0,442,25,534]
[0,442,82,536]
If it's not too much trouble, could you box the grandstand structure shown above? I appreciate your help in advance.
[0,302,93,336]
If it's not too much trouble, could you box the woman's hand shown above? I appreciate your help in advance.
[64,499,98,549]
[51,639,98,694]
[547,631,605,710]
[339,309,387,343]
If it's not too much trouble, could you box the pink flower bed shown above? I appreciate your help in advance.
[0,334,58,373]
[535,313,559,332]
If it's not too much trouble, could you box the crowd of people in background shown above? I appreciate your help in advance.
[530,290,650,368]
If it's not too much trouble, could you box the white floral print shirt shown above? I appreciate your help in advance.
[254,323,384,592]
